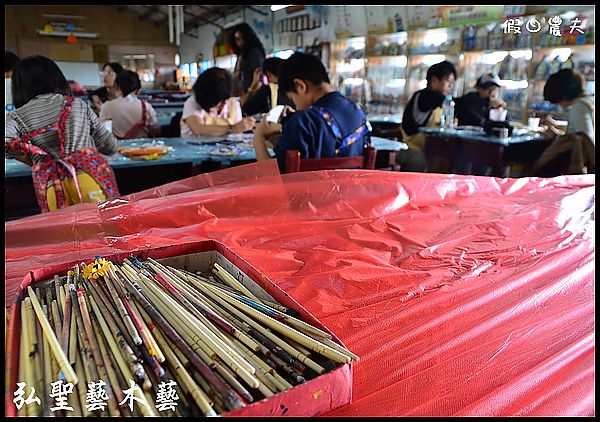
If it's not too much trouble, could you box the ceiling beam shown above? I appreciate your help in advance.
[244,6,268,16]
[156,10,223,32]
[140,6,159,21]
[197,5,226,20]
[183,10,224,30]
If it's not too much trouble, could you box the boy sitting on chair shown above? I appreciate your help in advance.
[253,52,370,172]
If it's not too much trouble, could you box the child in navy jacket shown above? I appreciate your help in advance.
[252,53,370,172]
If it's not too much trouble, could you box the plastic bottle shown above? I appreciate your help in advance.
[395,14,404,32]
[475,25,488,51]
[464,26,476,51]
[441,95,455,129]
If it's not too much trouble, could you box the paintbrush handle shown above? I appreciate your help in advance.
[27,286,78,385]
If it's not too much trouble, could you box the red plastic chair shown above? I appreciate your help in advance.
[284,146,377,173]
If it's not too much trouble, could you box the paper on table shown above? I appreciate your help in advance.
[489,108,507,122]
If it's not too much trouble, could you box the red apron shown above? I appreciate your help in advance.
[120,100,148,139]
[5,96,119,213]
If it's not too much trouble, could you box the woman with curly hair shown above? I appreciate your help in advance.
[227,23,266,94]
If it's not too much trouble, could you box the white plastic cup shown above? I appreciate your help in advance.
[528,117,540,129]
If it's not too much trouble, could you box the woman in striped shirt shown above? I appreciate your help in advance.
[5,55,120,212]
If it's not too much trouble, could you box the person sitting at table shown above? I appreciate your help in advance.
[453,72,509,176]
[455,73,508,128]
[100,70,161,139]
[101,62,124,100]
[5,55,119,213]
[180,67,255,137]
[252,52,370,172]
[526,69,594,176]
[398,60,457,172]
[88,86,108,116]
[241,57,294,116]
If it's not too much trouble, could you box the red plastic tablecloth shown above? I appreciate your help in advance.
[4,161,595,416]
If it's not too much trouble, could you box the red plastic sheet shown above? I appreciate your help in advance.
[4,162,595,416]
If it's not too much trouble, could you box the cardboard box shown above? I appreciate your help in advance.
[5,240,353,417]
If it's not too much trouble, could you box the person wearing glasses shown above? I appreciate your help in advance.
[100,70,161,139]
[101,62,124,100]
[397,60,457,172]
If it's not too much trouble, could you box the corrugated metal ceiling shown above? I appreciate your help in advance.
[113,5,268,33]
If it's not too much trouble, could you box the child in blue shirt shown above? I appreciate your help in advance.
[253,52,370,172]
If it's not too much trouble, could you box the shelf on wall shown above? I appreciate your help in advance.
[462,48,533,54]
[533,44,595,51]
[408,51,455,57]
[527,109,565,114]
[366,55,408,59]
[369,31,409,38]
[329,25,594,121]
[370,97,402,103]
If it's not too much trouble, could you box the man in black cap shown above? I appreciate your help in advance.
[455,72,507,127]
[454,73,510,176]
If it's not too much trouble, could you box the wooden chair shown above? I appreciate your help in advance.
[284,145,377,173]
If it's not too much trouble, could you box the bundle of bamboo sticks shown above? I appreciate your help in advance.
[15,255,359,416]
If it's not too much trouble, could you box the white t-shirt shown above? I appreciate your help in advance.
[567,97,594,144]
[100,94,159,139]
[180,95,242,137]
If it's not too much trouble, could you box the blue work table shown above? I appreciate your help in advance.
[368,114,402,125]
[367,114,403,140]
[5,136,404,178]
[5,136,258,178]
[420,127,549,145]
[5,136,405,219]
